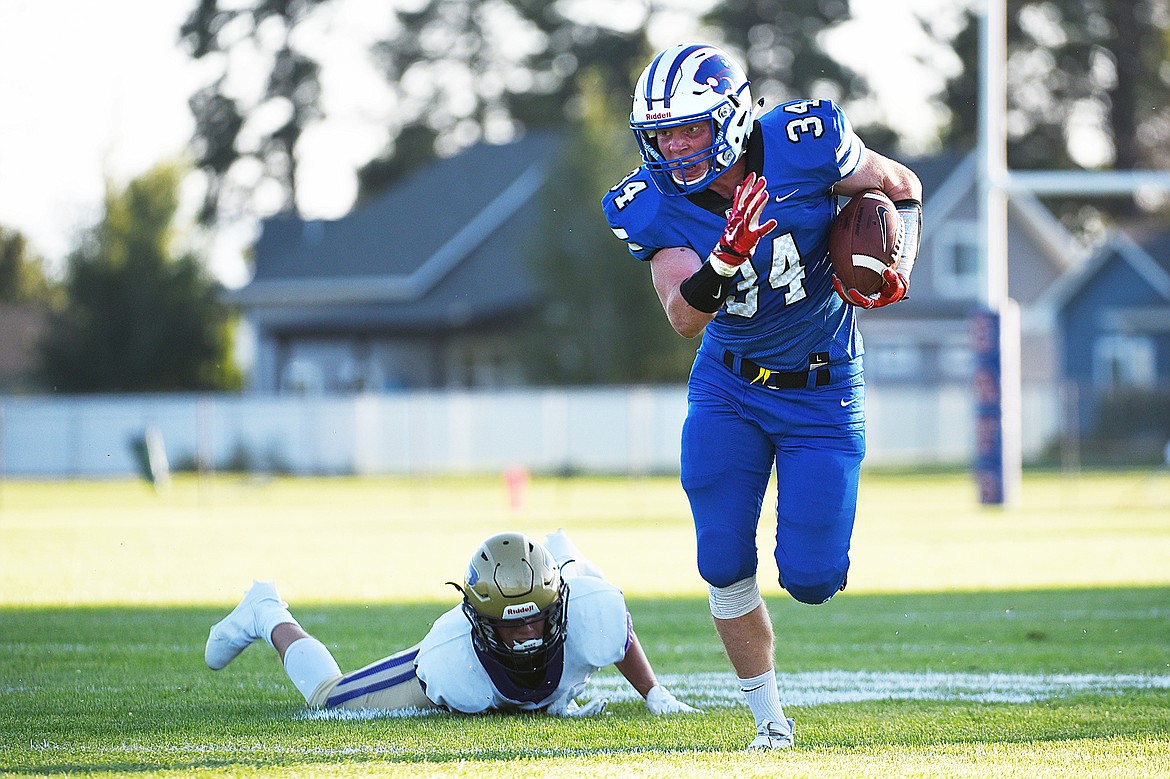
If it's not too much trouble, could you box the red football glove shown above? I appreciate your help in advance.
[709,172,779,273]
[833,267,909,309]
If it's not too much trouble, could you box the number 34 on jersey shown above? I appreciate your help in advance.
[606,169,809,318]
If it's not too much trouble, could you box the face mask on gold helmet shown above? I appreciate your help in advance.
[453,532,569,676]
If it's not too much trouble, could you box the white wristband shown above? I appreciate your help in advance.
[896,203,921,279]
[707,253,740,277]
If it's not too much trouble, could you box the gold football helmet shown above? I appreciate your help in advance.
[457,532,569,675]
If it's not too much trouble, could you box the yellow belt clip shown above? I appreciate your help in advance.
[751,367,772,385]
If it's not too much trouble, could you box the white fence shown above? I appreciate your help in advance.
[0,384,1061,478]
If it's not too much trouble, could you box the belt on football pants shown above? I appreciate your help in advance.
[722,350,831,390]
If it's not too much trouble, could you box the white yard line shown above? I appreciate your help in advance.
[292,670,1170,720]
[626,670,1170,708]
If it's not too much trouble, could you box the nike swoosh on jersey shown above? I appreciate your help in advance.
[773,188,800,203]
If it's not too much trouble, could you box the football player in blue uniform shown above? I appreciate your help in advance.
[204,530,697,718]
[601,43,923,750]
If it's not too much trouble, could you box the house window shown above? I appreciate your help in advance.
[939,343,974,380]
[933,221,981,299]
[1092,334,1156,391]
[280,359,324,394]
[447,340,521,389]
[865,342,922,380]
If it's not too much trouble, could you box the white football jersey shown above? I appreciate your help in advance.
[414,574,629,713]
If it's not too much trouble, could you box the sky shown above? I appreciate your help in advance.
[0,0,953,290]
[0,1,222,276]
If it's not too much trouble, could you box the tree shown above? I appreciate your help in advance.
[0,227,56,305]
[704,0,858,99]
[701,0,904,149]
[181,0,651,221]
[936,0,1170,172]
[358,0,651,198]
[181,0,326,223]
[39,164,242,392]
[0,227,57,392]
[519,69,699,385]
[931,0,1170,228]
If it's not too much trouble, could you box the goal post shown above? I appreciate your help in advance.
[976,0,1170,506]
[977,0,1021,506]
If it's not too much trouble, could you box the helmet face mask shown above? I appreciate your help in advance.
[631,44,753,196]
[457,532,569,676]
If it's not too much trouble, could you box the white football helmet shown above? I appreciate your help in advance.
[631,43,754,196]
[456,532,568,676]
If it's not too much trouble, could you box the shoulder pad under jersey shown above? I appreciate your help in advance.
[601,166,664,261]
[758,99,865,180]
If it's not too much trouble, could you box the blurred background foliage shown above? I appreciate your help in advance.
[37,164,242,392]
[1,0,1167,391]
[179,0,1170,223]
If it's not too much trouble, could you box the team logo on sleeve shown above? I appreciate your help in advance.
[693,54,737,95]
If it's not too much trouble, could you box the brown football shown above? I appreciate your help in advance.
[828,189,902,296]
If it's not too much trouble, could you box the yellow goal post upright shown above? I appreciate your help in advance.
[977,0,1170,506]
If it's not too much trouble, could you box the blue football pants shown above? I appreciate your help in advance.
[680,351,866,605]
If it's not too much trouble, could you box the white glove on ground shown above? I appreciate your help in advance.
[545,693,608,717]
[644,684,702,715]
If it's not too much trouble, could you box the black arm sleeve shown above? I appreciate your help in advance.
[679,262,732,314]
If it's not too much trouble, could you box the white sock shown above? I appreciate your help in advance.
[258,606,299,649]
[738,669,787,729]
[283,637,342,703]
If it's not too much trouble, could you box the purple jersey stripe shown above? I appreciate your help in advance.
[336,648,419,686]
[326,668,418,707]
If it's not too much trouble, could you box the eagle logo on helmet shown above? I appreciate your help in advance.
[693,54,737,95]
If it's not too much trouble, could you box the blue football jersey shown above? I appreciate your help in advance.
[602,99,867,371]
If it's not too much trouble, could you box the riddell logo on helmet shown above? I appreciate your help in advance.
[645,111,672,120]
[503,602,539,618]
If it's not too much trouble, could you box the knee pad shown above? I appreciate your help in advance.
[708,576,762,620]
[781,573,847,605]
[696,529,756,588]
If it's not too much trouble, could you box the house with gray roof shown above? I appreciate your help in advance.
[857,149,1087,391]
[1049,227,1170,453]
[233,133,1168,460]
[228,131,562,392]
[846,149,1096,461]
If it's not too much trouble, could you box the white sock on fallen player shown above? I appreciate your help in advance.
[738,669,787,729]
[283,637,342,703]
[259,607,299,650]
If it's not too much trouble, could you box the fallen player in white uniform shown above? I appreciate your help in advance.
[205,530,699,717]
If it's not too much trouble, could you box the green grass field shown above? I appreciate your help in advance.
[1,469,1168,777]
